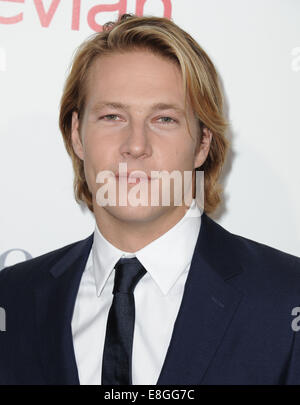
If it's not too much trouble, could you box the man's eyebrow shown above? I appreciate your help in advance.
[150,103,185,114]
[90,102,127,113]
[89,101,185,114]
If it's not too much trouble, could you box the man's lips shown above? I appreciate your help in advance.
[115,172,155,181]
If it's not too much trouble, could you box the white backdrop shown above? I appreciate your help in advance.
[1,0,299,269]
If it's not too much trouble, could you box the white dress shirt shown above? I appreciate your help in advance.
[71,199,201,385]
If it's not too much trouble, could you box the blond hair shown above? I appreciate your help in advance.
[59,14,229,214]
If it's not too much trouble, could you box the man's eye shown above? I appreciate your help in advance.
[157,116,177,124]
[100,114,120,120]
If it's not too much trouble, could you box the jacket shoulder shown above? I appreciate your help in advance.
[204,214,300,290]
[234,230,300,272]
[0,236,90,286]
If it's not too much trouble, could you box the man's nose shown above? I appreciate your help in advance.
[120,121,152,159]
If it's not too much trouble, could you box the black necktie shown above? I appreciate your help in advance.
[101,256,147,385]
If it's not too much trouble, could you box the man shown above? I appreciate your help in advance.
[0,14,300,385]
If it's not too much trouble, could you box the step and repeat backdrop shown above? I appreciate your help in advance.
[0,0,299,269]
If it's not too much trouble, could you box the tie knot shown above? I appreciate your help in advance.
[113,257,146,294]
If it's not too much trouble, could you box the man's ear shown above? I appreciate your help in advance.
[71,111,84,161]
[194,126,212,169]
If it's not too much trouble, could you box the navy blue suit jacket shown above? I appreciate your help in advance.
[1,213,300,385]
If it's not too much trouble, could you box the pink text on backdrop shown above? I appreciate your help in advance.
[0,0,172,31]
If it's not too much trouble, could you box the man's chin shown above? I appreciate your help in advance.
[99,203,170,224]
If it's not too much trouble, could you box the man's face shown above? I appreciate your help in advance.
[71,50,211,224]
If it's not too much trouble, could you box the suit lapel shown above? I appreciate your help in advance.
[34,233,94,385]
[156,213,244,384]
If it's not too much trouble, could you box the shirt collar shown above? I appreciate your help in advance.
[92,199,201,297]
